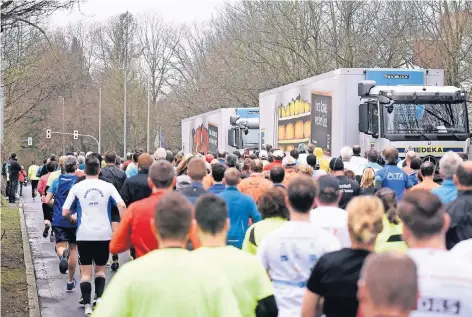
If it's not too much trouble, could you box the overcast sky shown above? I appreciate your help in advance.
[51,0,228,26]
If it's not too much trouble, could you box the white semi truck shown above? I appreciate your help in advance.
[259,68,469,163]
[181,108,259,154]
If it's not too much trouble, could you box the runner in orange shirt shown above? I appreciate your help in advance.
[238,159,272,203]
[282,156,298,187]
[110,160,200,258]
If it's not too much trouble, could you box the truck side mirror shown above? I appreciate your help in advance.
[358,103,368,134]
[228,129,236,147]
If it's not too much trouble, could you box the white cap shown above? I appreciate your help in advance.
[273,150,284,159]
[260,150,268,159]
[153,148,167,160]
[282,156,297,167]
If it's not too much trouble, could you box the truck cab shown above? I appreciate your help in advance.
[227,109,260,151]
[358,80,469,167]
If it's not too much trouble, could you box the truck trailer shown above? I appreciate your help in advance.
[259,68,469,163]
[181,108,259,154]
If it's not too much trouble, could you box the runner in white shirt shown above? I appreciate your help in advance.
[399,190,472,317]
[257,175,341,317]
[310,175,351,247]
[63,157,126,316]
[340,146,363,176]
[451,239,472,265]
[350,145,368,174]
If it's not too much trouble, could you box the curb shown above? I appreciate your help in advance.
[18,201,41,317]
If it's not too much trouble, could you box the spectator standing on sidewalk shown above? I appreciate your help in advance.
[8,153,21,203]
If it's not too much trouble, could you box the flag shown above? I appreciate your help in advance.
[160,129,166,148]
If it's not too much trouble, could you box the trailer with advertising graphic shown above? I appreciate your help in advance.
[259,68,469,163]
[181,108,259,154]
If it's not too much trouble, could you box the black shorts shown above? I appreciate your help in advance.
[111,206,120,223]
[77,241,110,266]
[53,226,77,244]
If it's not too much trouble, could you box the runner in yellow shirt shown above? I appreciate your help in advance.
[242,188,289,255]
[93,192,241,317]
[28,160,40,201]
[192,194,278,317]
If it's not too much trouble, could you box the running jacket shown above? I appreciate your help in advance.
[50,173,78,228]
[219,186,262,248]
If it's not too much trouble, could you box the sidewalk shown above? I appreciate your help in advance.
[21,185,129,317]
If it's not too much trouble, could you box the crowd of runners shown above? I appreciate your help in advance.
[3,143,472,317]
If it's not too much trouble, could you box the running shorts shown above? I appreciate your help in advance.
[53,226,77,244]
[77,241,110,266]
[111,206,120,223]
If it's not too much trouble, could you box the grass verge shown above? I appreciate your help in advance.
[1,196,29,317]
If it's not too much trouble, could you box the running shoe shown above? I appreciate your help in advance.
[42,224,50,238]
[59,248,69,274]
[110,260,119,272]
[93,297,101,307]
[66,278,76,292]
[49,231,55,243]
[84,304,93,316]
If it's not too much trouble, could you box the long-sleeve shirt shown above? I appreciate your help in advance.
[28,165,40,181]
[219,186,262,248]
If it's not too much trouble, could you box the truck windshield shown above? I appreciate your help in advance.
[382,102,468,134]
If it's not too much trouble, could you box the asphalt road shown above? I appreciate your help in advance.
[22,184,130,317]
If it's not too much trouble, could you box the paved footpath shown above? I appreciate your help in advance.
[21,185,129,317]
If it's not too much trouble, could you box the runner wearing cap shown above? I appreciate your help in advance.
[329,157,363,209]
[310,175,351,247]
[282,156,297,187]
[259,150,269,167]
[193,194,278,317]
[264,150,284,171]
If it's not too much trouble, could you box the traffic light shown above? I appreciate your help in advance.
[27,137,32,146]
[73,130,79,140]
[46,129,51,139]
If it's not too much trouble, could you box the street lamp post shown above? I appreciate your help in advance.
[98,87,102,153]
[62,96,65,154]
[123,67,127,157]
[147,78,150,153]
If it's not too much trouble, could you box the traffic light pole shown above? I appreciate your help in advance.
[49,131,100,151]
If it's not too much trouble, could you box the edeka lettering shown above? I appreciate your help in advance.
[404,146,444,154]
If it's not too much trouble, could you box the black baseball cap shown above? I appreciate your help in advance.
[329,157,344,171]
[317,175,340,194]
